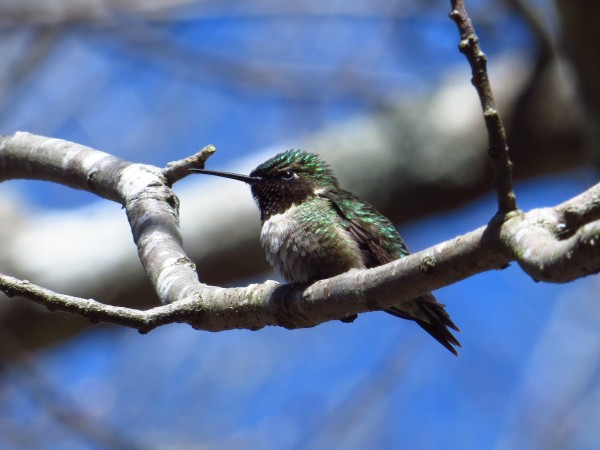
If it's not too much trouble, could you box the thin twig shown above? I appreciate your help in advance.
[163,144,216,185]
[449,0,517,213]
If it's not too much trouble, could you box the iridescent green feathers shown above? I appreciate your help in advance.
[325,190,410,263]
[251,149,338,188]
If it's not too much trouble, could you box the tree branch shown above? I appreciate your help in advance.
[0,3,597,341]
[449,0,517,213]
[1,175,599,333]
[0,132,202,305]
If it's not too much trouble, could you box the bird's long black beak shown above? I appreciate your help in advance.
[189,168,260,184]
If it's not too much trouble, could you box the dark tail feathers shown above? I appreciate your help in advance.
[386,293,461,356]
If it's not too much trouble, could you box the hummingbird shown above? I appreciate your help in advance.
[191,150,460,355]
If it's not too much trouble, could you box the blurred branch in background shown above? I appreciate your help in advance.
[555,0,600,168]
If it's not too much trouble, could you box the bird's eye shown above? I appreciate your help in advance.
[281,170,295,180]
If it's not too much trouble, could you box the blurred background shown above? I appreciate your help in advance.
[1,0,599,449]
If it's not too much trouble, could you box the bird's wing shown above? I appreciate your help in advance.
[322,188,408,267]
